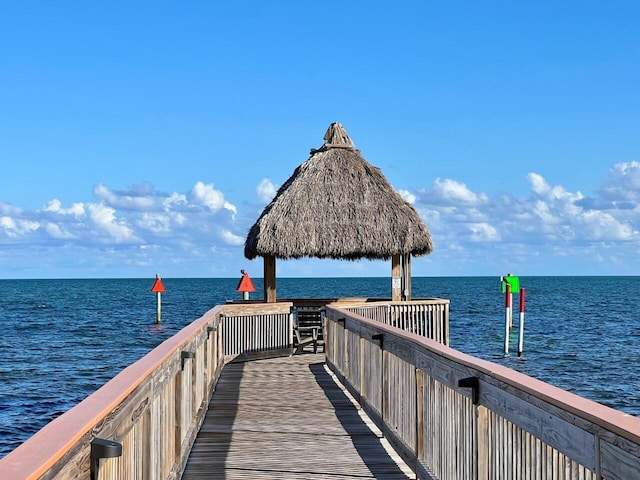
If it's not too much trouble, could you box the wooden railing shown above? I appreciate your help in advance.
[5,299,639,479]
[221,302,293,357]
[342,298,449,345]
[0,302,291,480]
[324,305,640,480]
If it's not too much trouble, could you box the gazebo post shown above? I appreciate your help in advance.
[392,254,401,302]
[402,253,412,301]
[264,254,277,303]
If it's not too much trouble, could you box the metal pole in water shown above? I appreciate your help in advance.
[151,274,166,324]
[509,291,514,331]
[504,283,511,355]
[517,288,526,357]
[156,290,161,323]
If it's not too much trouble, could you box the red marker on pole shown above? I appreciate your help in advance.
[236,270,256,301]
[517,288,526,357]
[504,283,511,355]
[151,274,166,323]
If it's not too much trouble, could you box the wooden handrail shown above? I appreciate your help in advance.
[342,298,450,345]
[324,305,640,479]
[6,299,637,479]
[0,303,292,480]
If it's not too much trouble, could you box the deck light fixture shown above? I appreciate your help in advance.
[458,377,480,405]
[181,350,195,370]
[90,437,122,480]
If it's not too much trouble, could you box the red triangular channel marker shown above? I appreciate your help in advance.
[236,273,256,293]
[151,277,166,293]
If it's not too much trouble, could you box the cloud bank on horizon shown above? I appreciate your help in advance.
[2,161,639,278]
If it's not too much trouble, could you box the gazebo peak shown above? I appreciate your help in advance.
[311,122,358,154]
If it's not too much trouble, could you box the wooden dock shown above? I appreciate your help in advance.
[182,353,414,479]
[5,300,639,479]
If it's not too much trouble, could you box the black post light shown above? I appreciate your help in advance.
[372,333,384,349]
[90,437,122,480]
[458,377,480,405]
[181,350,195,370]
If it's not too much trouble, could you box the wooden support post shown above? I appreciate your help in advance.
[264,255,276,303]
[391,254,401,302]
[402,254,412,301]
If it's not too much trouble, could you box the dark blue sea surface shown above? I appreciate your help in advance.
[1,276,639,458]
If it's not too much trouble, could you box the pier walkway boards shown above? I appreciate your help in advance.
[182,353,414,479]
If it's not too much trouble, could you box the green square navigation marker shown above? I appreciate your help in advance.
[501,275,519,293]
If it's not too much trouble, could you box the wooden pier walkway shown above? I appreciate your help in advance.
[182,354,414,479]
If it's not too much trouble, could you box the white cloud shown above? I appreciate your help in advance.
[256,178,277,204]
[0,201,23,216]
[409,167,640,274]
[44,222,75,239]
[1,180,249,278]
[137,213,172,235]
[0,216,39,238]
[578,210,634,241]
[87,203,138,242]
[173,212,187,226]
[189,181,237,215]
[398,189,416,204]
[4,165,640,277]
[600,161,640,202]
[421,178,489,206]
[527,173,584,204]
[220,229,244,246]
[468,223,501,242]
[0,216,16,230]
[413,178,494,244]
[162,192,188,210]
[523,173,637,242]
[43,199,85,216]
[93,183,156,211]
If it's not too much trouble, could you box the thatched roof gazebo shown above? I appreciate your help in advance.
[244,122,433,302]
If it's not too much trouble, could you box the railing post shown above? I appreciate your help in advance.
[444,303,450,346]
[360,336,365,400]
[416,368,424,461]
[477,405,489,480]
[382,350,388,426]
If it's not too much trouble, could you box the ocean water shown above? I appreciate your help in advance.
[1,276,639,458]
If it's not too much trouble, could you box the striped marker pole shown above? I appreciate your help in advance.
[509,290,514,331]
[517,288,526,357]
[504,283,511,355]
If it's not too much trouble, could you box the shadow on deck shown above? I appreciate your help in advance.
[182,354,413,479]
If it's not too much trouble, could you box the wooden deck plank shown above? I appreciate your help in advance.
[182,354,414,479]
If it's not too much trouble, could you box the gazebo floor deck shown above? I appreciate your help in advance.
[182,353,414,479]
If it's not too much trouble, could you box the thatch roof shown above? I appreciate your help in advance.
[244,122,434,261]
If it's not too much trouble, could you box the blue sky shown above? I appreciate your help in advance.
[1,1,639,279]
